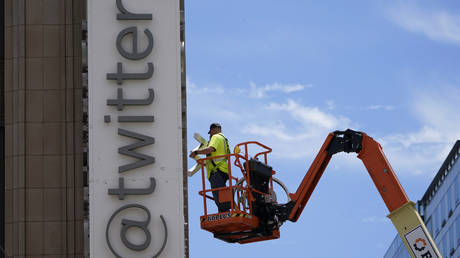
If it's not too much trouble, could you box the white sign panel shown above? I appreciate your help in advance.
[88,0,185,257]
[404,226,439,258]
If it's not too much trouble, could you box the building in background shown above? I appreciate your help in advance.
[1,0,188,257]
[384,141,460,258]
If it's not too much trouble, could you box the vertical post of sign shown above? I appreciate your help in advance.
[0,0,4,256]
[88,0,186,257]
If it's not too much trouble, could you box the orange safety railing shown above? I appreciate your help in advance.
[197,141,273,217]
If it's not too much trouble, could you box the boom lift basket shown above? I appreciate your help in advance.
[197,141,281,244]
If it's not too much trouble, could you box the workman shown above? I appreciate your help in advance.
[190,123,231,213]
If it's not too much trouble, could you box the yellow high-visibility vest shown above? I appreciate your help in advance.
[205,133,230,179]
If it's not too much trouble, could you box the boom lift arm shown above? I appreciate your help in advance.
[276,129,441,258]
[197,129,441,257]
[285,129,408,221]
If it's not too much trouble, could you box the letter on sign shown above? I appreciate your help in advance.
[116,27,154,60]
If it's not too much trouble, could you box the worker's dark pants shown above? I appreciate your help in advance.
[209,169,230,213]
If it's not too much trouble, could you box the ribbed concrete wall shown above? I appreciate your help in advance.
[4,0,85,257]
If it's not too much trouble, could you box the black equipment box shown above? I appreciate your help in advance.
[245,159,272,195]
[247,159,272,180]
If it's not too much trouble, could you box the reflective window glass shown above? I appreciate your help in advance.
[403,248,410,258]
[455,175,460,206]
[448,185,454,214]
[426,217,433,235]
[434,207,440,236]
[456,216,460,247]
[441,196,447,226]
[441,234,447,258]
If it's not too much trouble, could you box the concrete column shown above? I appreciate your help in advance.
[4,0,85,257]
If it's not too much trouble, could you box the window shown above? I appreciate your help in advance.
[397,243,410,258]
[449,226,455,256]
[456,216,460,247]
[426,217,433,235]
[402,248,411,258]
[441,195,447,227]
[455,175,460,207]
[385,236,401,258]
[434,207,440,236]
[441,234,447,258]
[448,184,456,218]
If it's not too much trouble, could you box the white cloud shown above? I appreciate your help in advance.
[187,79,459,176]
[241,99,355,160]
[378,86,460,175]
[266,99,351,130]
[386,126,443,148]
[412,87,460,134]
[387,3,460,45]
[249,82,310,99]
[239,87,460,175]
[241,122,320,159]
[187,79,225,95]
[326,100,335,110]
[367,105,394,111]
[361,216,387,224]
[243,122,301,141]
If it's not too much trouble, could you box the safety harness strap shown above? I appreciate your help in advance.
[209,133,230,173]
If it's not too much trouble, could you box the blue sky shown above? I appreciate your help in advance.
[184,1,460,257]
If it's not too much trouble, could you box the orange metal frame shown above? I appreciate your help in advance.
[197,141,280,243]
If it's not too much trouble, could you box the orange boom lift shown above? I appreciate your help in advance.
[196,129,441,258]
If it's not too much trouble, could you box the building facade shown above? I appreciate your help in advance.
[2,0,188,257]
[384,141,460,258]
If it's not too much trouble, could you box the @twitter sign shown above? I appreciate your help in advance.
[88,0,185,257]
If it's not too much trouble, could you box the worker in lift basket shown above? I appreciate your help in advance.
[190,123,231,213]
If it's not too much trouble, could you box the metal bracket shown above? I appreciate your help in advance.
[327,129,363,155]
